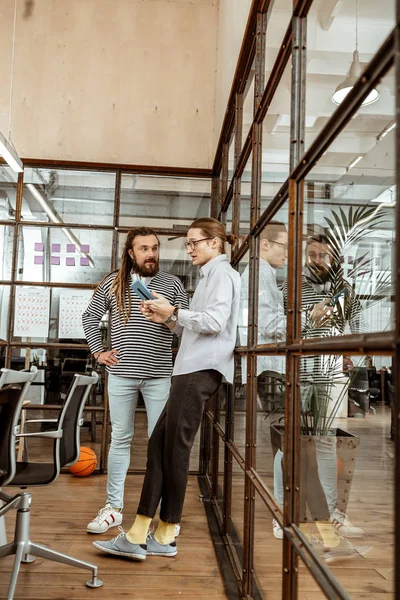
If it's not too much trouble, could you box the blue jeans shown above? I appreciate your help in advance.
[274,436,338,515]
[106,374,171,509]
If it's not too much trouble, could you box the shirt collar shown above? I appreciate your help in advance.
[260,257,276,276]
[200,254,229,278]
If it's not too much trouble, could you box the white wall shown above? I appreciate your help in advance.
[0,0,219,168]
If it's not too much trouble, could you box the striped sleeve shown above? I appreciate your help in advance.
[82,277,113,355]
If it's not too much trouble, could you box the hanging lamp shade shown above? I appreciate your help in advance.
[332,50,380,106]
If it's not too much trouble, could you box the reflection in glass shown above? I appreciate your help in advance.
[237,153,252,244]
[305,2,395,150]
[293,354,394,592]
[17,226,113,284]
[0,166,18,221]
[261,60,291,199]
[0,225,14,280]
[23,168,116,225]
[120,175,210,226]
[0,285,11,343]
[228,135,235,183]
[242,64,255,146]
[253,495,283,597]
[300,206,394,338]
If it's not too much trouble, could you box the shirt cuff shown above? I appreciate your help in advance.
[177,308,193,328]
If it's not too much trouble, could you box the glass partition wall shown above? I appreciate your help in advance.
[205,1,399,599]
[0,166,211,470]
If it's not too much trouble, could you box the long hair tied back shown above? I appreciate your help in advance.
[111,227,159,323]
[189,217,237,250]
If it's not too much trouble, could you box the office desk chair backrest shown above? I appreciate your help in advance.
[0,386,21,487]
[58,372,99,469]
[0,366,38,401]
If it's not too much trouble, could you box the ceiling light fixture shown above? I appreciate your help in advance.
[346,155,363,172]
[0,0,23,173]
[0,131,23,173]
[371,186,396,205]
[332,0,380,106]
[377,121,396,142]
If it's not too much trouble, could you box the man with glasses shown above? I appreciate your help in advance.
[82,227,188,536]
[238,221,288,538]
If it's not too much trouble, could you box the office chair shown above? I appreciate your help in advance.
[0,367,38,461]
[0,373,103,600]
[348,367,369,417]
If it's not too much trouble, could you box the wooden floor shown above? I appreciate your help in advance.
[0,475,227,600]
[1,406,395,599]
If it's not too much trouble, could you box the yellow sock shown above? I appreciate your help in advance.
[154,520,176,545]
[126,514,152,544]
[316,521,340,549]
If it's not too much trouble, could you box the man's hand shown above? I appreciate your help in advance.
[95,349,120,366]
[140,291,175,323]
[310,299,333,328]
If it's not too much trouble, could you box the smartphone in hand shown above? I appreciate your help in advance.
[328,289,347,307]
[130,280,156,301]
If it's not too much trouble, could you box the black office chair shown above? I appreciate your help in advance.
[348,367,369,417]
[0,367,38,462]
[0,372,103,600]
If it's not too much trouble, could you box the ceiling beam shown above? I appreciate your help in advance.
[318,0,343,31]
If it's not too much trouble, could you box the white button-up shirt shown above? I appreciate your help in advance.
[239,258,286,382]
[173,254,241,383]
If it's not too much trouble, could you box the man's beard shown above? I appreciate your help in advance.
[306,263,331,284]
[131,256,159,278]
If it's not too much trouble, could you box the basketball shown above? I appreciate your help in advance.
[68,446,97,477]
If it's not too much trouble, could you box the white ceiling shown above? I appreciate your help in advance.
[239,0,396,206]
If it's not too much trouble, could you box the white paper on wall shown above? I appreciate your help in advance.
[59,289,93,339]
[14,287,50,338]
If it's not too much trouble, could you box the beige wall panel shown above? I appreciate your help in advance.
[0,0,218,168]
[213,0,252,153]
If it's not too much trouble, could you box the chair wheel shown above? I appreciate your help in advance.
[86,578,103,588]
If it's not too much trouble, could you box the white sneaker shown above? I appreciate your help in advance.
[174,524,181,538]
[272,519,283,539]
[330,509,364,539]
[87,503,123,534]
[324,538,371,563]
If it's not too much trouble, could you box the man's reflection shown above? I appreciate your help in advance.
[281,233,368,560]
[238,221,287,539]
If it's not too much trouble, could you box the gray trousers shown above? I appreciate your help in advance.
[137,369,222,523]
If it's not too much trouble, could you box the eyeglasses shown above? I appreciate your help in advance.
[271,240,288,250]
[184,237,214,250]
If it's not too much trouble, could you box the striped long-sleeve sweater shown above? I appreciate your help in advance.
[82,271,189,379]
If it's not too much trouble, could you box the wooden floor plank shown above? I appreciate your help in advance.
[0,475,227,600]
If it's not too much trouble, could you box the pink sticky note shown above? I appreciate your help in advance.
[34,243,44,252]
[67,244,76,253]
[81,244,90,253]
[34,255,44,265]
[66,257,75,266]
[52,244,60,252]
[51,256,60,265]
[80,257,90,266]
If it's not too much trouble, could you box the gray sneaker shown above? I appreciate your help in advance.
[92,528,147,561]
[147,533,178,557]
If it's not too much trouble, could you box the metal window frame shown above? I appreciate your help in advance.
[204,1,399,599]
